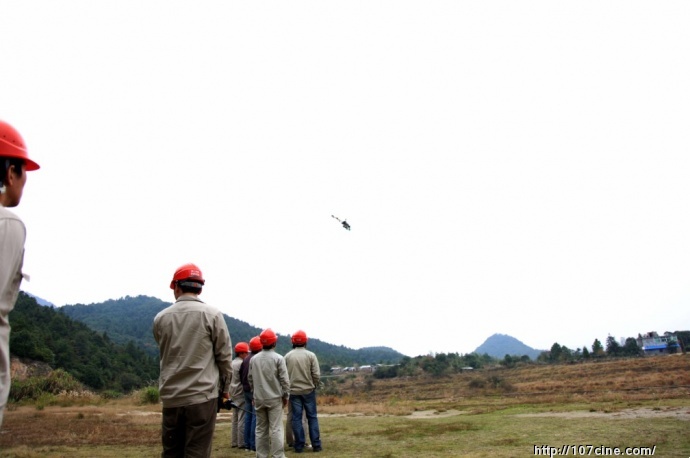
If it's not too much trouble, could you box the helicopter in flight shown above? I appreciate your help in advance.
[331,215,351,231]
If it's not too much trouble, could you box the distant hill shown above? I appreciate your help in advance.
[9,292,159,392]
[60,295,405,367]
[474,333,543,360]
[24,292,55,308]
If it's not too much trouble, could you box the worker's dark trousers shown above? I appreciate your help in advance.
[162,398,217,458]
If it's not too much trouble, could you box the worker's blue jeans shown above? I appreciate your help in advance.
[243,391,256,450]
[289,390,321,451]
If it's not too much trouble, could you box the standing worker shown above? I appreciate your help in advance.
[249,328,290,458]
[230,342,249,449]
[241,336,262,452]
[0,120,39,429]
[153,263,233,457]
[285,330,323,453]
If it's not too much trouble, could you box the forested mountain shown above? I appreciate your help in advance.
[474,333,543,360]
[9,292,158,392]
[60,295,405,367]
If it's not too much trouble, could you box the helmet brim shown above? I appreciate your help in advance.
[25,158,40,171]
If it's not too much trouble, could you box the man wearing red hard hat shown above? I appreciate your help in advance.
[240,336,263,452]
[0,120,40,428]
[249,328,290,458]
[285,330,323,453]
[153,263,234,457]
[229,341,249,450]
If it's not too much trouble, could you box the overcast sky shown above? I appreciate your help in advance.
[2,1,689,357]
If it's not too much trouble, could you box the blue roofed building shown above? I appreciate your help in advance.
[636,332,681,355]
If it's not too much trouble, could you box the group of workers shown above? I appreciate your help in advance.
[154,262,323,457]
[0,120,322,457]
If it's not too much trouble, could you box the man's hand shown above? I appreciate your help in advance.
[282,397,288,408]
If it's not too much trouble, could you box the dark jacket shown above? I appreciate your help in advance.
[240,351,256,393]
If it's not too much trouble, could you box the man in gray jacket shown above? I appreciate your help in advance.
[285,330,322,453]
[153,263,233,457]
[0,120,39,429]
[229,341,249,449]
[249,328,290,458]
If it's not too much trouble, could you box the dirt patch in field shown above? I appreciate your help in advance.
[319,410,467,419]
[319,412,367,418]
[118,410,160,417]
[516,407,690,421]
[406,409,466,419]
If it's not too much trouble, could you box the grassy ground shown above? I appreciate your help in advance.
[1,354,689,457]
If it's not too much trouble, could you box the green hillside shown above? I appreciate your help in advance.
[60,295,405,367]
[9,292,158,392]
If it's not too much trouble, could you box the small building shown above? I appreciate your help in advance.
[637,332,680,355]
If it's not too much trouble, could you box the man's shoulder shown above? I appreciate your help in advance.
[303,349,319,363]
[0,206,20,220]
[250,351,271,366]
[173,297,223,314]
[153,299,222,321]
[265,349,285,362]
[0,206,26,231]
[153,303,174,320]
[252,350,267,360]
[287,348,316,358]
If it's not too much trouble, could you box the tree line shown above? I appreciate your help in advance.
[372,332,689,378]
[535,332,688,364]
[20,291,682,388]
[538,336,642,363]
[373,352,496,378]
[10,292,159,394]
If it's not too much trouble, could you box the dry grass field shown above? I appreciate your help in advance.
[1,354,689,457]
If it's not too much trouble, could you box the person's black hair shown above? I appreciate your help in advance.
[292,343,306,349]
[178,281,202,295]
[0,158,24,187]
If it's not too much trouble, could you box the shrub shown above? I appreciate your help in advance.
[9,369,82,402]
[487,375,516,392]
[320,379,342,396]
[140,386,160,404]
[100,390,123,400]
[364,377,374,391]
[373,365,399,379]
[468,376,515,392]
[468,378,486,389]
[35,392,56,410]
[43,369,82,393]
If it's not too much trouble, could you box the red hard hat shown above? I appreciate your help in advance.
[260,328,277,347]
[249,336,263,352]
[292,330,308,345]
[235,342,249,354]
[0,120,40,171]
[170,263,205,289]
